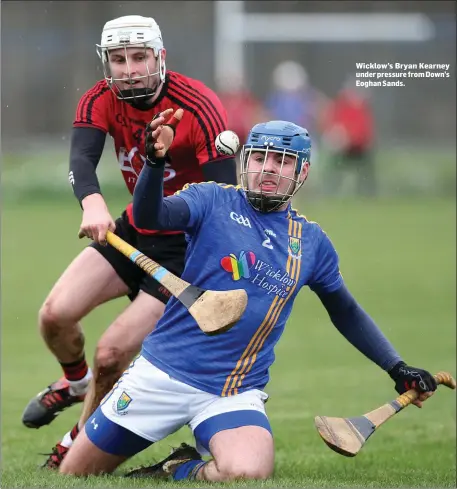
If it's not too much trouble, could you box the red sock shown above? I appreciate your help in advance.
[60,356,89,382]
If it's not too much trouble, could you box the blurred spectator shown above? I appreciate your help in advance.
[264,60,327,136]
[320,76,376,197]
[217,74,267,146]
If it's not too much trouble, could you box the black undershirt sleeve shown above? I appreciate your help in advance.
[133,164,191,230]
[68,126,106,205]
[316,284,402,371]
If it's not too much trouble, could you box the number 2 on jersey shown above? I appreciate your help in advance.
[262,233,273,250]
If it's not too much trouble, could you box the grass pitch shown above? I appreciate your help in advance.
[2,195,455,487]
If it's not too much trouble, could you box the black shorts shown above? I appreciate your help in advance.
[90,211,187,304]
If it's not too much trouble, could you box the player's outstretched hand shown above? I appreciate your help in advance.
[78,193,116,245]
[145,108,184,161]
[388,361,437,408]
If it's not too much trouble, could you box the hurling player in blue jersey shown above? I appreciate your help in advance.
[60,109,437,480]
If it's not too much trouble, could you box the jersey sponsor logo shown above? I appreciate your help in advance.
[230,211,252,228]
[221,251,256,280]
[250,259,296,298]
[220,251,296,298]
[288,237,302,259]
[118,146,176,183]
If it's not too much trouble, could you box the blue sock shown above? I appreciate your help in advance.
[172,459,207,480]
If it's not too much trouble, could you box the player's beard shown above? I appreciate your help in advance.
[246,191,285,212]
[119,77,162,110]
[246,176,297,212]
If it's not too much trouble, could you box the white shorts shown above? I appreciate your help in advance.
[86,355,271,457]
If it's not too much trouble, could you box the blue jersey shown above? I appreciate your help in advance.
[141,182,343,396]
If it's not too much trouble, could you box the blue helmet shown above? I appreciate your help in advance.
[240,121,312,212]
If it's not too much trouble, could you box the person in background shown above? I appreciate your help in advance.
[265,60,327,137]
[320,75,376,197]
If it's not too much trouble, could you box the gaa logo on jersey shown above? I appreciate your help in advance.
[288,237,302,259]
[221,251,256,280]
[114,391,132,415]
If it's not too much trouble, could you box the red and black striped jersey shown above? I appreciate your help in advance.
[73,71,231,234]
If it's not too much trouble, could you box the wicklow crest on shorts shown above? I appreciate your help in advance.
[116,391,132,413]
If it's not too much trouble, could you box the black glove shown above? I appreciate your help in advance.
[144,113,172,168]
[388,361,437,395]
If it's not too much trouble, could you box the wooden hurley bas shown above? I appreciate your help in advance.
[314,371,456,457]
[105,230,248,335]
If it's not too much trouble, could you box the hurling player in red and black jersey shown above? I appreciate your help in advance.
[21,15,237,468]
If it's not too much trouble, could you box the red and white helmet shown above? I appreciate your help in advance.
[96,15,166,102]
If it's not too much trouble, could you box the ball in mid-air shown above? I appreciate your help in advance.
[215,130,240,156]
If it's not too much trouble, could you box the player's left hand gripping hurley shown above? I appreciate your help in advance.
[314,371,456,457]
[388,361,438,397]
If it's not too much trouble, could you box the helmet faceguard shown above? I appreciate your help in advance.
[240,121,311,212]
[96,16,166,106]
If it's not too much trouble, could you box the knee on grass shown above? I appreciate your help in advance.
[215,459,273,481]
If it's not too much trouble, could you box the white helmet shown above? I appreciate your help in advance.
[96,15,166,104]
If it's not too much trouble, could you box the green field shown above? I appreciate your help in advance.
[2,195,456,488]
